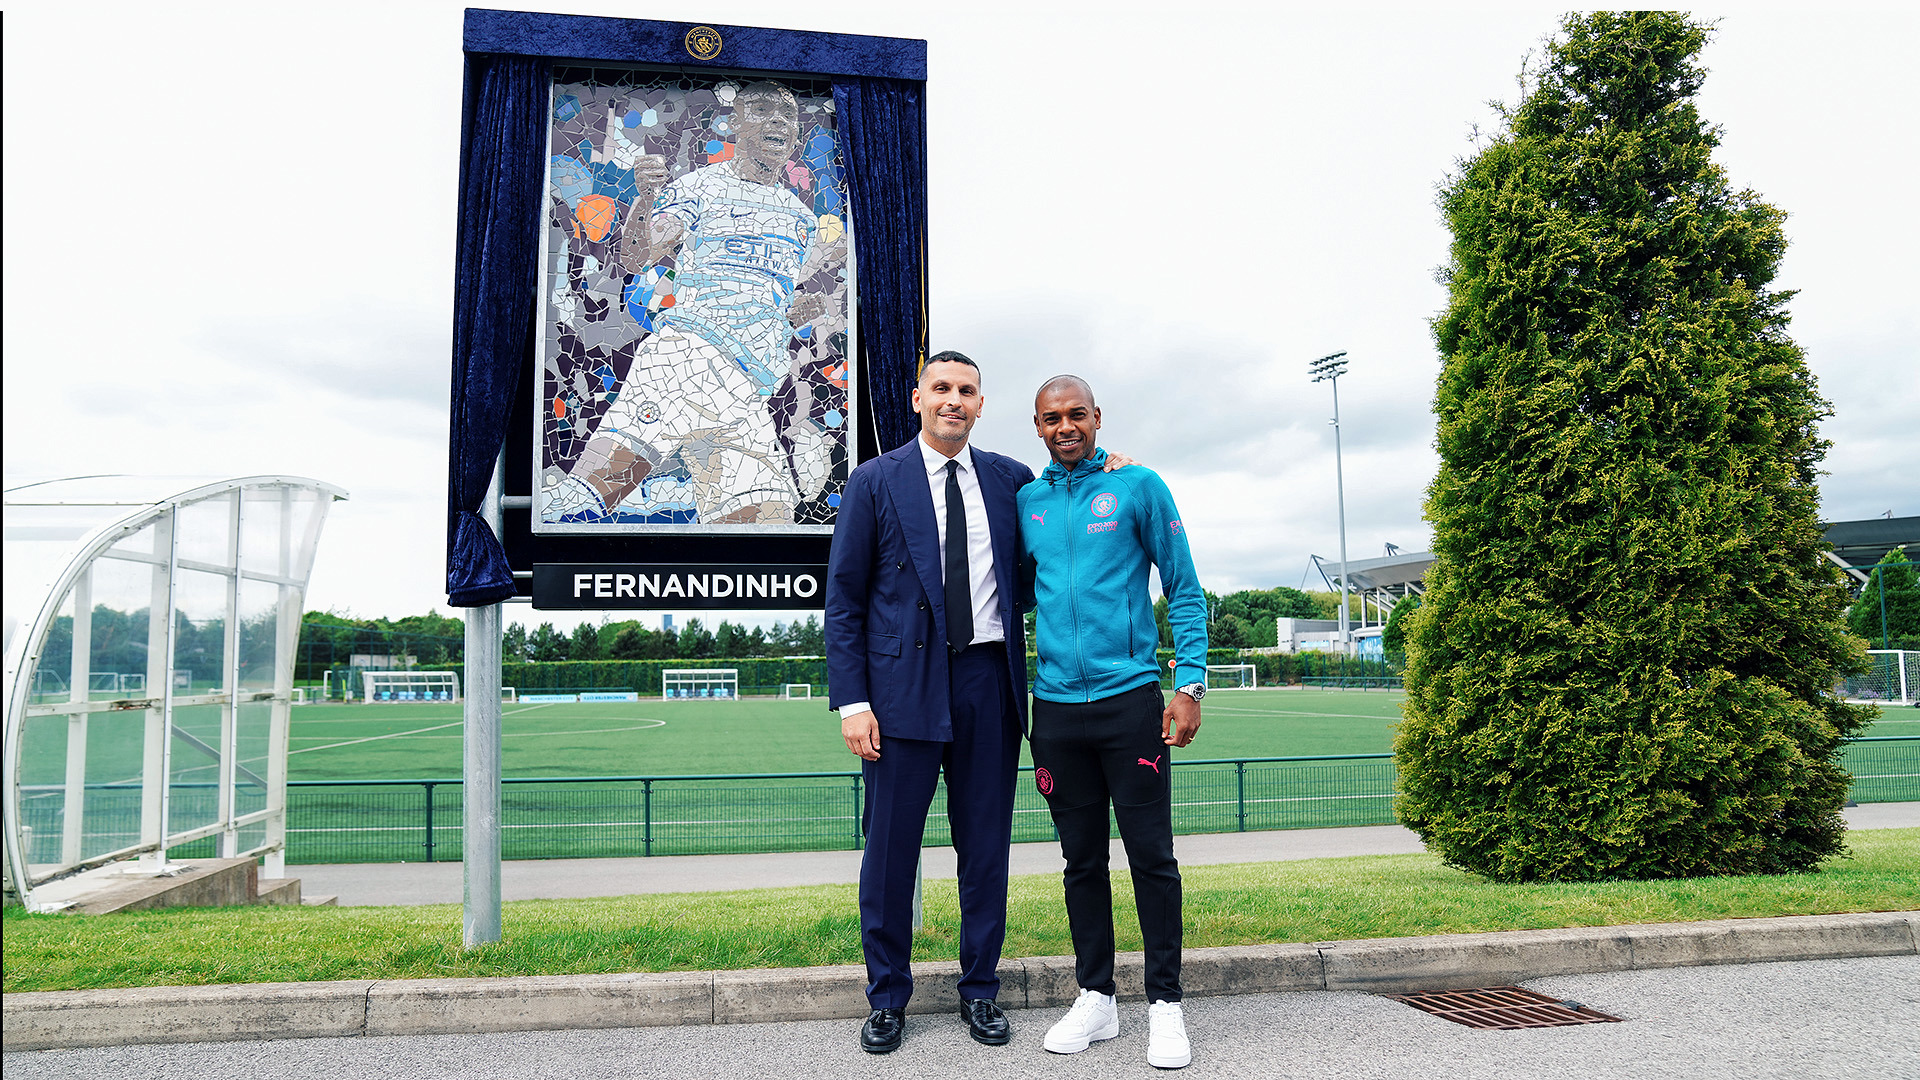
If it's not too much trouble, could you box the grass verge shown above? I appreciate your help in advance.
[5,828,1916,993]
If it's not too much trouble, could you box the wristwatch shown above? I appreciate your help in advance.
[1175,681,1207,702]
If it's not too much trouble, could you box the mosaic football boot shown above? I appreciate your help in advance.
[543,476,609,523]
[1043,988,1119,1054]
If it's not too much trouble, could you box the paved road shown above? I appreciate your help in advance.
[8,955,1915,1079]
[291,802,1919,907]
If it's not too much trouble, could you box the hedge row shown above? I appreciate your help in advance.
[441,648,1404,696]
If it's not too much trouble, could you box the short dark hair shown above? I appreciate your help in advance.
[922,350,980,381]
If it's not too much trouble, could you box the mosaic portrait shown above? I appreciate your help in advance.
[535,68,853,534]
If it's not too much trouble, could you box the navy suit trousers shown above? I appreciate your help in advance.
[858,643,1020,1008]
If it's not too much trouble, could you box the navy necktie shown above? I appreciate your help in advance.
[944,459,973,650]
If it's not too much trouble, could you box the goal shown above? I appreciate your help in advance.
[500,687,518,704]
[1839,650,1918,706]
[361,670,461,703]
[1205,664,1257,691]
[783,683,813,700]
[88,672,145,695]
[662,668,739,700]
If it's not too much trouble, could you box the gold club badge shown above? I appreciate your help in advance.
[684,26,723,61]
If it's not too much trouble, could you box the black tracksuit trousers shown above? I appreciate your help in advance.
[1029,681,1182,1002]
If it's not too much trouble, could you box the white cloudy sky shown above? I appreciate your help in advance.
[4,2,1915,629]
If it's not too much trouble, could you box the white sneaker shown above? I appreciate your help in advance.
[1147,1000,1190,1069]
[1043,988,1119,1054]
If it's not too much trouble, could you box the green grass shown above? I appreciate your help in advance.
[16,689,1408,791]
[23,688,1909,784]
[6,828,1914,993]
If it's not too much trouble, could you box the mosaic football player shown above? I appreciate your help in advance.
[545,80,843,525]
[1018,374,1207,1070]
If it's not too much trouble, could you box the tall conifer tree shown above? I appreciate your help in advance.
[1396,12,1870,881]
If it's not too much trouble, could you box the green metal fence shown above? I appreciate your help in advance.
[1299,676,1406,691]
[21,737,1914,866]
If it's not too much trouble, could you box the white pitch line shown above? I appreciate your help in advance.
[280,704,680,760]
[343,721,671,741]
[287,720,464,755]
[285,704,563,754]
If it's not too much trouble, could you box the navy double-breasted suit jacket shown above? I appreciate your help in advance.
[825,439,1035,741]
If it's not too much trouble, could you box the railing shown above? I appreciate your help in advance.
[20,738,1914,866]
[269,754,1403,865]
[1299,676,1406,691]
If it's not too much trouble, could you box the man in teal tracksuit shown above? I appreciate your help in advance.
[1017,374,1208,1070]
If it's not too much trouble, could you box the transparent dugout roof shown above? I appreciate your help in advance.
[3,475,347,909]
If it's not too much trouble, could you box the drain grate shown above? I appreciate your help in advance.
[1385,986,1624,1030]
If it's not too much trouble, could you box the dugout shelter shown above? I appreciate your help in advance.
[2,476,345,910]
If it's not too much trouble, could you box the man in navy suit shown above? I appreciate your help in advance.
[826,350,1029,1053]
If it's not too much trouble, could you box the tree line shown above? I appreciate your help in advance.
[505,616,827,663]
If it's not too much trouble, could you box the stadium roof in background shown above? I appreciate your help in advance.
[1311,514,1919,595]
[1823,516,1919,581]
[1314,551,1434,596]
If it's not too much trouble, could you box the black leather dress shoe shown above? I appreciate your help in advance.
[961,998,1011,1045]
[861,1007,906,1053]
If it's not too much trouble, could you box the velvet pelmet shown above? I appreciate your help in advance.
[464,9,926,81]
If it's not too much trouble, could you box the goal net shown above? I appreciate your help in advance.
[663,668,739,700]
[1205,664,1257,690]
[783,683,813,700]
[361,670,461,703]
[1839,650,1918,706]
[501,687,518,704]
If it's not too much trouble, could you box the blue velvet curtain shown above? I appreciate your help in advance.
[446,54,547,607]
[832,77,928,455]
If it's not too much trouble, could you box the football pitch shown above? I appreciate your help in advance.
[20,690,1911,865]
[285,687,1408,782]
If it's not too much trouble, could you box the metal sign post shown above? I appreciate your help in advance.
[463,450,505,947]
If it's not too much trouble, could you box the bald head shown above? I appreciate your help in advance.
[1035,374,1095,410]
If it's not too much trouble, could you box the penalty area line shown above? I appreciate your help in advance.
[288,704,558,756]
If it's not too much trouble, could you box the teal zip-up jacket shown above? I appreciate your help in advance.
[1017,446,1208,703]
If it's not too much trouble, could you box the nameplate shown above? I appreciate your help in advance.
[532,564,829,609]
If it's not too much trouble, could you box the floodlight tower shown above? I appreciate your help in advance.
[1310,351,1352,653]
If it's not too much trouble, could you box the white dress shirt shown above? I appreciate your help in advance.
[839,436,1006,720]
